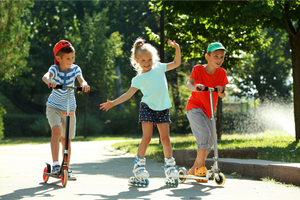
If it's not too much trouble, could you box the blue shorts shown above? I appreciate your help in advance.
[138,102,171,125]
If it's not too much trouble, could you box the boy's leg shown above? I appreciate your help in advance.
[156,123,172,158]
[51,125,61,164]
[190,150,208,174]
[186,108,212,174]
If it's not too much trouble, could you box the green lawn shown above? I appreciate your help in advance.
[111,130,300,163]
[1,130,299,163]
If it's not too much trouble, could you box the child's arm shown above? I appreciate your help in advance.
[77,75,90,92]
[166,39,181,71]
[100,87,138,111]
[42,72,57,88]
[186,78,205,92]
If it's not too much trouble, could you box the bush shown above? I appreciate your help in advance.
[29,117,51,137]
[3,114,44,137]
[100,111,142,136]
[76,114,105,136]
[0,103,6,139]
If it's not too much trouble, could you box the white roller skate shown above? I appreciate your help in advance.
[164,157,179,187]
[128,155,149,187]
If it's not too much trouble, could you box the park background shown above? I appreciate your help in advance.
[0,0,299,143]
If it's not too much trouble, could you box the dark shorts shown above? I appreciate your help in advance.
[138,102,171,125]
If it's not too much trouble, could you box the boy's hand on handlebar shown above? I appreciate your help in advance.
[78,84,90,93]
[100,99,114,112]
[48,80,58,90]
[195,84,205,92]
[216,85,224,94]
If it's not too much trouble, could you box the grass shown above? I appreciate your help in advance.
[111,130,300,163]
[1,130,299,163]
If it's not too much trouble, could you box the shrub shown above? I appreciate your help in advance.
[3,114,43,137]
[76,114,105,136]
[0,103,6,139]
[29,117,51,137]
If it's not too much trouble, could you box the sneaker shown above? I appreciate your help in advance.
[68,170,77,180]
[52,165,60,174]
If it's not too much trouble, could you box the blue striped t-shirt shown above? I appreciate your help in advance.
[46,64,82,111]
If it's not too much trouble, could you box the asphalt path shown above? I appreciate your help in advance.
[0,140,300,200]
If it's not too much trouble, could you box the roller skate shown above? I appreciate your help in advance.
[128,155,149,187]
[164,157,179,187]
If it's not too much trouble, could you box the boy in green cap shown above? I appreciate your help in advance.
[185,42,229,182]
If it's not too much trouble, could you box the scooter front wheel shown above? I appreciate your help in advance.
[214,172,226,186]
[62,169,68,187]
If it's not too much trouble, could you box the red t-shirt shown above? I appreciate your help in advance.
[186,65,228,118]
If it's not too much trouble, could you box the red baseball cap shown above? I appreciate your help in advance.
[53,40,72,65]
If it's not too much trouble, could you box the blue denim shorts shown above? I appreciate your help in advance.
[138,102,171,125]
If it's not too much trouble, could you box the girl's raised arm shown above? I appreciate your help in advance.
[166,40,181,71]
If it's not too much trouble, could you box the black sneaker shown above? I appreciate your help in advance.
[52,165,60,174]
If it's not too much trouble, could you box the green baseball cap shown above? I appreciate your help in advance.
[207,42,227,53]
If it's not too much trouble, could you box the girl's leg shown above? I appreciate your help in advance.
[156,123,172,158]
[137,122,153,158]
[51,125,61,163]
[61,137,71,167]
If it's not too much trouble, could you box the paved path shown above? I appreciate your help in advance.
[0,140,300,200]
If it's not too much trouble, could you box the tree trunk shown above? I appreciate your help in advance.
[290,34,300,142]
[169,69,181,113]
[113,65,125,112]
[216,97,223,140]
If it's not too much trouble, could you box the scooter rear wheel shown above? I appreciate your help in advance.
[62,169,68,187]
[178,168,187,183]
[43,166,50,183]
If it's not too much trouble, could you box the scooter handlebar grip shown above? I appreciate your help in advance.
[196,86,224,93]
[49,84,63,89]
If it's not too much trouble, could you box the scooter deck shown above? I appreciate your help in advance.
[179,174,209,180]
[44,172,62,179]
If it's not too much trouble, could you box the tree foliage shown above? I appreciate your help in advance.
[231,28,292,102]
[0,0,33,82]
[149,0,300,141]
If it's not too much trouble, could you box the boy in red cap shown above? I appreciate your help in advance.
[185,42,228,182]
[42,40,90,180]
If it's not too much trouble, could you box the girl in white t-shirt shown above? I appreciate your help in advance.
[100,37,181,187]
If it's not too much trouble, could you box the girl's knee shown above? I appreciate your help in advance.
[160,135,171,146]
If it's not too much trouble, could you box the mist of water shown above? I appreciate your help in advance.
[252,102,295,136]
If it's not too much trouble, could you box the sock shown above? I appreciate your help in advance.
[53,161,60,166]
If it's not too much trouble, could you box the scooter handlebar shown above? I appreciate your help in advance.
[48,84,86,92]
[196,86,224,93]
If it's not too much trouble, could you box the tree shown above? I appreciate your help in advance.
[150,0,300,142]
[0,1,123,115]
[231,28,292,102]
[0,0,33,81]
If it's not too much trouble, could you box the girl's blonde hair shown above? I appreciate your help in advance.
[130,38,160,74]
